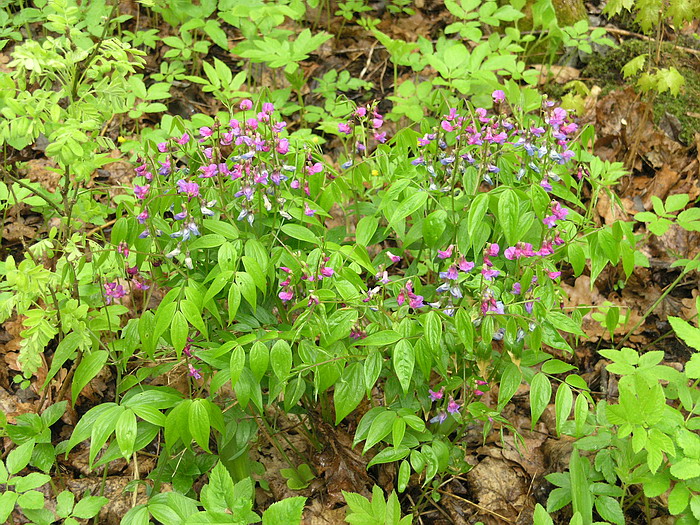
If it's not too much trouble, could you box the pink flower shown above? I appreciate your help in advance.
[320,266,334,278]
[157,142,168,153]
[486,243,499,257]
[458,258,475,272]
[441,120,454,132]
[492,89,505,102]
[338,122,352,134]
[177,133,190,145]
[134,185,150,200]
[304,203,315,217]
[136,210,149,224]
[308,294,320,306]
[262,102,275,114]
[447,398,460,414]
[429,387,444,401]
[306,162,323,176]
[437,245,454,259]
[239,99,253,110]
[474,390,485,396]
[371,118,383,129]
[199,164,218,178]
[408,293,424,309]
[199,126,212,138]
[279,290,294,302]
[275,139,289,155]
[475,379,488,386]
[387,251,401,263]
[355,107,367,117]
[548,271,562,279]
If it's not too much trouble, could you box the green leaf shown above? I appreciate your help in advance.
[115,409,137,459]
[621,54,647,79]
[392,340,415,394]
[249,341,269,382]
[270,340,292,380]
[388,189,428,228]
[669,482,690,515]
[669,316,700,350]
[189,399,211,452]
[354,330,401,347]
[555,383,573,436]
[72,496,109,519]
[45,332,83,387]
[595,495,624,525]
[281,224,320,244]
[530,373,552,428]
[7,440,34,475]
[533,503,553,525]
[356,216,378,246]
[670,458,700,480]
[548,311,586,337]
[72,351,108,406]
[497,188,520,246]
[498,363,522,409]
[180,299,207,338]
[170,310,189,356]
[364,410,396,452]
[569,448,593,523]
[262,496,306,525]
[364,350,382,393]
[367,446,410,467]
[334,362,364,424]
[655,67,685,96]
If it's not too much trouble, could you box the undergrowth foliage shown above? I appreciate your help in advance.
[1,0,699,524]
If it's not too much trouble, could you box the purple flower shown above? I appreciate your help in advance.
[439,265,459,281]
[177,133,190,145]
[176,179,200,198]
[188,364,202,380]
[157,142,168,153]
[320,266,334,278]
[429,387,444,401]
[511,282,522,295]
[137,210,149,224]
[199,126,212,138]
[387,251,401,263]
[492,89,505,102]
[306,162,323,176]
[548,271,562,279]
[408,293,424,309]
[374,132,387,143]
[482,266,500,280]
[304,203,316,217]
[199,164,218,178]
[104,282,126,304]
[262,102,275,114]
[239,99,253,110]
[447,398,460,414]
[279,290,294,302]
[429,412,448,424]
[338,122,352,134]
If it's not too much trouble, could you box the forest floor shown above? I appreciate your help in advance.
[1,2,699,524]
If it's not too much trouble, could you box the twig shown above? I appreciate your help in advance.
[437,489,517,523]
[603,26,700,58]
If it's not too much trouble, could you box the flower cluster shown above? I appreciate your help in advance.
[338,103,390,169]
[277,258,335,306]
[412,91,580,193]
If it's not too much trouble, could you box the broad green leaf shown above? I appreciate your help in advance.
[270,340,292,380]
[393,340,415,394]
[189,399,211,452]
[72,351,108,406]
[530,373,551,429]
[281,224,320,244]
[334,362,364,424]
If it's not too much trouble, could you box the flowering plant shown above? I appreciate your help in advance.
[61,87,638,509]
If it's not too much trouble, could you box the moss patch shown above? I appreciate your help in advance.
[577,39,700,145]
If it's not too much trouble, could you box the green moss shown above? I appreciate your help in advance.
[579,39,700,145]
